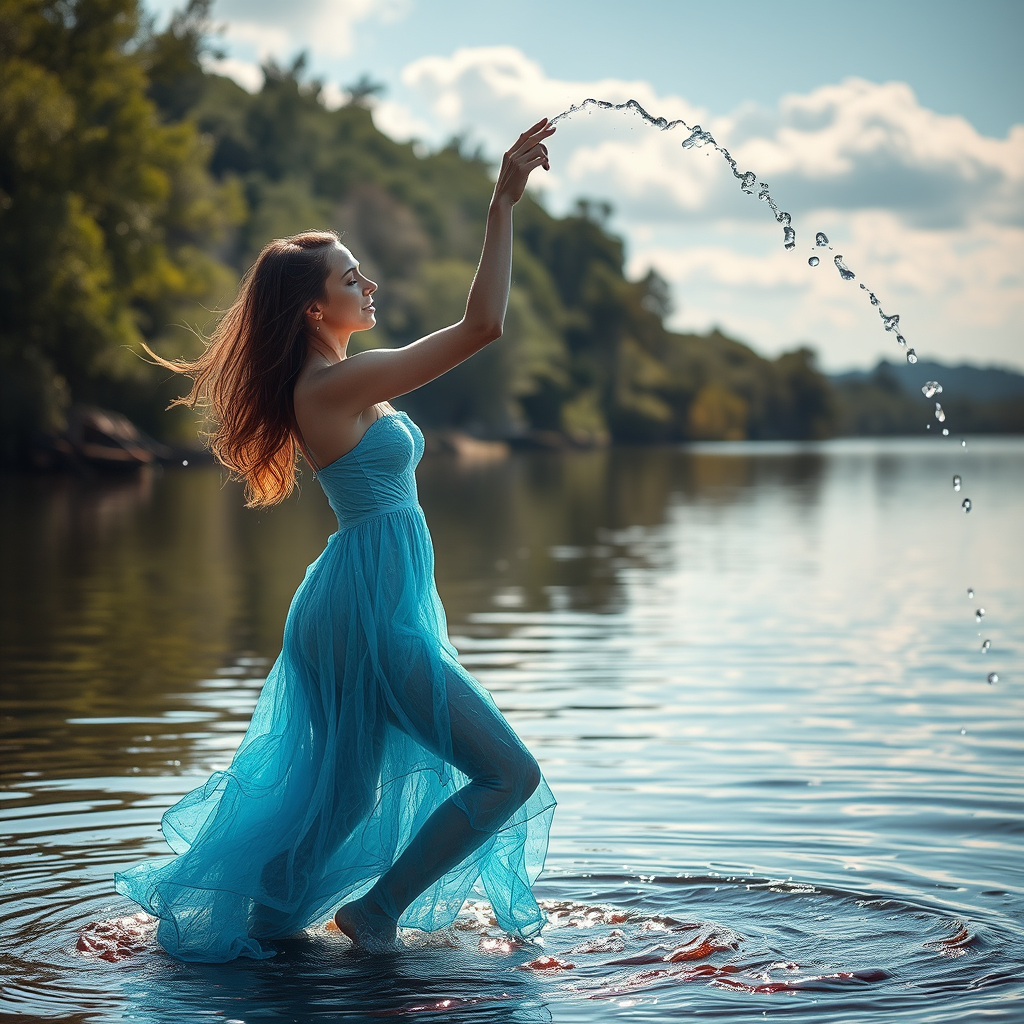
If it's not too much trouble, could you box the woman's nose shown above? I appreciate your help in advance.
[365,279,377,294]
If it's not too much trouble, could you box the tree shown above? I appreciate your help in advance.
[0,0,240,462]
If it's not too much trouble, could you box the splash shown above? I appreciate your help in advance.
[834,255,856,281]
[549,97,999,686]
[77,913,157,961]
[549,99,796,251]
[550,97,918,363]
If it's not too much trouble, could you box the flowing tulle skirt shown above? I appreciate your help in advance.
[115,505,555,962]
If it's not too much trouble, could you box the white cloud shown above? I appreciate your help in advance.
[199,0,411,98]
[202,55,263,93]
[371,100,435,145]
[379,47,1024,372]
[206,0,410,61]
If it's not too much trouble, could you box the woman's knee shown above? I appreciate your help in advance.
[495,747,541,810]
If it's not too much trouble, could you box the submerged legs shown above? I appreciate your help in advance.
[335,662,540,949]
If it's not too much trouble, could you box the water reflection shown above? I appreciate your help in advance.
[2,439,1023,1022]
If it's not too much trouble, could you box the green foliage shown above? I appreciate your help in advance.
[1,0,845,463]
[0,0,241,461]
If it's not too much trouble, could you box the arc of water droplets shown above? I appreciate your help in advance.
[549,97,995,688]
[550,98,795,247]
[550,98,912,360]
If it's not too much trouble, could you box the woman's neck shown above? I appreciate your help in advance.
[306,328,350,365]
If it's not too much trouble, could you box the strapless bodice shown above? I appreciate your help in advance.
[315,412,424,530]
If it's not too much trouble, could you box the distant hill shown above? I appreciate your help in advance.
[829,360,1024,435]
[831,360,1024,402]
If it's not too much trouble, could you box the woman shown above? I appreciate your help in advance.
[114,120,557,962]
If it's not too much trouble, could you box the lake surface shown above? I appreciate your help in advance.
[2,438,1022,1022]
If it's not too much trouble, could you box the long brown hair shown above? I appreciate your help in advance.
[155,230,340,507]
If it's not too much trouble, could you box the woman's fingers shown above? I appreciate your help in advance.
[519,118,550,138]
[494,124,554,201]
[510,121,555,156]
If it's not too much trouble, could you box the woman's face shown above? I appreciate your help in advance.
[315,244,377,336]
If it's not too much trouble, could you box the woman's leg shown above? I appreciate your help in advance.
[336,661,540,948]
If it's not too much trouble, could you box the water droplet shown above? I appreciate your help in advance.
[935,403,946,423]
[960,727,966,735]
[953,474,962,491]
[740,171,756,193]
[962,498,972,513]
[815,232,829,246]
[967,588,974,599]
[961,439,967,448]
[833,255,856,281]
[808,256,820,267]
[981,639,991,653]
[896,334,907,347]
[681,125,716,149]
[870,293,880,306]
[182,459,188,466]
[784,226,796,249]
[922,381,943,398]
[975,607,985,622]
[906,349,918,364]
[987,672,998,685]
[942,428,949,436]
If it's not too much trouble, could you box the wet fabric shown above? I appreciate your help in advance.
[114,412,555,962]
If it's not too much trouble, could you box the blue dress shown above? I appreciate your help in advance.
[115,412,556,962]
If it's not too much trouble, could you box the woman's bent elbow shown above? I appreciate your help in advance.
[462,318,503,345]
[479,322,503,344]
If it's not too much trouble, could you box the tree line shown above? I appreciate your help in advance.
[3,0,1013,467]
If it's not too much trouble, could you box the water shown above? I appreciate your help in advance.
[549,100,797,255]
[833,256,856,281]
[3,438,1023,1021]
[548,98,922,366]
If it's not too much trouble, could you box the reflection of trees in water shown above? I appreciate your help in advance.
[0,450,830,778]
[677,449,826,508]
[419,448,679,617]
[419,447,827,618]
[2,469,254,778]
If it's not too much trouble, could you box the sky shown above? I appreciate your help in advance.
[145,0,1024,373]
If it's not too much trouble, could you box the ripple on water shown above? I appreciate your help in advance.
[55,876,1009,1020]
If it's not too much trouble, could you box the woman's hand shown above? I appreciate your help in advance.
[492,119,555,206]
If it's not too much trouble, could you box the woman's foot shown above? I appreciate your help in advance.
[334,893,399,952]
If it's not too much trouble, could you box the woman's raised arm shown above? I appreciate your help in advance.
[306,119,554,414]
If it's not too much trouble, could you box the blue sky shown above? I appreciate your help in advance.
[146,0,1024,372]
